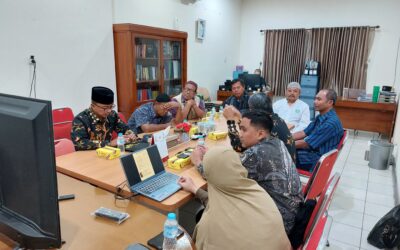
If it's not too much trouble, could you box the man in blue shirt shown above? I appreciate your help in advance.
[223,79,249,112]
[128,93,183,134]
[293,89,343,171]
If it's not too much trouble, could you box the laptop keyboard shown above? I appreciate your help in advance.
[137,173,179,195]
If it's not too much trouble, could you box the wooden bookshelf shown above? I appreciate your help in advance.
[113,23,187,119]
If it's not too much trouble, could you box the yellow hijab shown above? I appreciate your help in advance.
[193,146,291,250]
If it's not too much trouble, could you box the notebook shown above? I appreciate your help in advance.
[120,145,181,201]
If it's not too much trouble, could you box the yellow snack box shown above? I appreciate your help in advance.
[96,146,121,160]
[189,126,198,137]
[167,148,193,170]
[208,131,228,140]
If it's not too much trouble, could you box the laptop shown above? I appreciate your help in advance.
[120,145,181,201]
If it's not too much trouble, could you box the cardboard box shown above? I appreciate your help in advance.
[96,146,121,160]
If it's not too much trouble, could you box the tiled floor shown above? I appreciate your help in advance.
[326,131,398,250]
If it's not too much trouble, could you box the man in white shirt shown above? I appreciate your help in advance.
[273,82,310,133]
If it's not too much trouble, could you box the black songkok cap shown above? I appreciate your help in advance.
[155,93,171,103]
[91,86,114,104]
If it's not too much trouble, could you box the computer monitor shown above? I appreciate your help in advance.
[239,73,266,91]
[0,93,61,249]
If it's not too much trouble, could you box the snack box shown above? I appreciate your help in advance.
[96,146,121,160]
[208,131,228,140]
[167,148,193,170]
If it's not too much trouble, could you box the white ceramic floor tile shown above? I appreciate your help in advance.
[362,214,380,231]
[336,186,367,201]
[369,168,394,177]
[341,169,369,182]
[346,157,369,165]
[329,222,362,247]
[330,194,366,213]
[339,176,368,190]
[366,191,396,207]
[360,230,381,250]
[326,240,360,250]
[368,174,394,185]
[367,182,395,196]
[344,162,369,171]
[329,209,363,228]
[364,202,392,218]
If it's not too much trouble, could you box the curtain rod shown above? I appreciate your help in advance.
[260,25,380,33]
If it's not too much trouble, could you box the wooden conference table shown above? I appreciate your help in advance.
[56,118,231,213]
[0,173,194,250]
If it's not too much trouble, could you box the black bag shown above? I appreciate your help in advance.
[367,205,400,249]
[288,199,317,248]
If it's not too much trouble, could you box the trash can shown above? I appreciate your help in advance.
[368,140,394,170]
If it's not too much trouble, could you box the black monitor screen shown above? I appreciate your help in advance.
[0,93,61,249]
[240,74,266,90]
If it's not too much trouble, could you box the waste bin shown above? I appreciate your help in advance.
[368,140,394,170]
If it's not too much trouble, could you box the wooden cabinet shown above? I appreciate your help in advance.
[113,23,187,119]
[335,98,397,139]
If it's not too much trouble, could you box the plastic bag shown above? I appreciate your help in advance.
[367,205,400,249]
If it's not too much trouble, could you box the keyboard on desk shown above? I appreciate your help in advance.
[132,172,181,201]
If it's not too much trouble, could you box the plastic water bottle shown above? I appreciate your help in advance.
[219,106,223,119]
[198,136,205,146]
[117,133,125,152]
[163,213,178,250]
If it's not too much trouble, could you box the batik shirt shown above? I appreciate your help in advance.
[240,136,304,234]
[223,93,250,112]
[127,102,172,134]
[227,113,296,162]
[71,109,132,150]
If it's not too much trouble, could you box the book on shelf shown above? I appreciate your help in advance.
[136,65,157,81]
[136,43,157,58]
[163,41,181,59]
[137,88,159,102]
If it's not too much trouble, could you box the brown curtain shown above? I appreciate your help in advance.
[263,29,307,96]
[309,26,373,96]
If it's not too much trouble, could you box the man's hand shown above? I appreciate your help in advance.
[109,138,118,147]
[178,176,199,194]
[185,99,196,108]
[163,101,181,110]
[191,145,207,166]
[123,133,138,143]
[223,105,241,121]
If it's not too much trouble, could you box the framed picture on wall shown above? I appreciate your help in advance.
[196,19,206,40]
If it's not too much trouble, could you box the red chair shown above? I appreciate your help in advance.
[54,139,75,157]
[300,173,341,250]
[302,149,339,200]
[297,130,347,178]
[52,107,74,140]
[337,129,348,152]
[112,112,129,139]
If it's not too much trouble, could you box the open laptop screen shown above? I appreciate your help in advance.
[120,145,165,187]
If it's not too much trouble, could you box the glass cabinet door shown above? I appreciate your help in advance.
[163,40,182,96]
[135,37,160,102]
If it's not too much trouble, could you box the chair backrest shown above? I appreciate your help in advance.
[55,139,75,157]
[197,87,211,102]
[52,108,74,140]
[302,212,332,250]
[337,129,348,152]
[302,173,341,245]
[303,149,339,200]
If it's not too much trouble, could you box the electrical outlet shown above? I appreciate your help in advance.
[29,55,36,64]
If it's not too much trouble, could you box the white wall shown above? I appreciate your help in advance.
[0,0,116,114]
[239,0,400,93]
[113,0,243,100]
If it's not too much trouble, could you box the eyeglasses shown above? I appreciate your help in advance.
[92,103,115,111]
[184,88,196,93]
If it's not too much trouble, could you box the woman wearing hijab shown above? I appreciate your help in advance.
[178,146,291,250]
